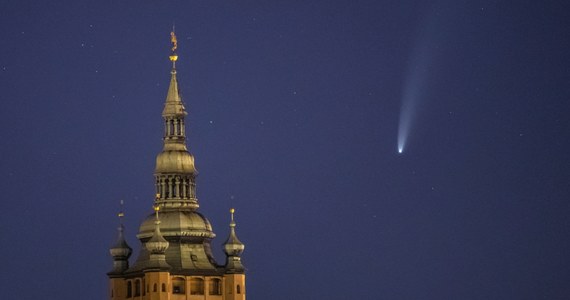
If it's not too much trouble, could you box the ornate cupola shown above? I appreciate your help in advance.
[223,208,246,273]
[108,202,132,276]
[127,30,220,275]
[144,206,171,271]
[154,29,198,211]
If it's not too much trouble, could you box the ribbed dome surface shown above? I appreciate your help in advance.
[155,150,196,174]
[137,210,215,239]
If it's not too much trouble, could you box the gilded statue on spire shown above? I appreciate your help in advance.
[170,31,178,52]
[169,30,179,66]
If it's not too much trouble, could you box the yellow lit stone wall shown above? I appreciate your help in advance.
[224,274,246,300]
[111,273,244,300]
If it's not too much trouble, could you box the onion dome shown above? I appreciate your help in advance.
[154,150,196,174]
[223,208,245,256]
[143,206,172,272]
[223,208,245,273]
[110,224,132,259]
[145,206,169,254]
[108,204,132,276]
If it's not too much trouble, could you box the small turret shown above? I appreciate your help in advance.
[144,205,171,271]
[223,208,245,273]
[108,201,132,276]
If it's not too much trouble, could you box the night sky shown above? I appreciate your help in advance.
[1,1,569,299]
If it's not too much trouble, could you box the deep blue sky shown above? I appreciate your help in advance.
[1,1,569,299]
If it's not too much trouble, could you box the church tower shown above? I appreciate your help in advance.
[108,30,246,300]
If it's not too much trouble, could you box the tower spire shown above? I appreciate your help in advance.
[223,208,246,273]
[108,200,132,276]
[144,205,171,271]
[155,30,198,211]
[108,31,248,300]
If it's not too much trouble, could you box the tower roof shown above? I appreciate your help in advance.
[126,31,223,276]
[145,206,169,254]
[154,29,199,210]
[162,29,186,118]
[110,224,132,259]
[223,208,245,256]
[110,201,132,259]
[162,69,187,117]
[223,208,245,273]
[108,201,133,276]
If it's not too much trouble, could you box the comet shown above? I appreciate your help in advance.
[397,9,441,154]
[397,79,418,154]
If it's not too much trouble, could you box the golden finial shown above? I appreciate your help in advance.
[118,199,125,218]
[154,204,161,223]
[230,208,235,221]
[169,27,178,67]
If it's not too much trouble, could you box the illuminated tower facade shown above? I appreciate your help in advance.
[108,31,246,300]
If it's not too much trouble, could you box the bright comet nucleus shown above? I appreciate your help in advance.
[396,10,440,155]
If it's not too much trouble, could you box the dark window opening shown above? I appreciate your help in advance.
[190,278,204,295]
[173,278,185,294]
[209,278,222,295]
[135,280,141,296]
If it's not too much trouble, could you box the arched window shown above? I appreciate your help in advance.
[134,280,141,296]
[164,178,170,198]
[172,277,185,294]
[209,278,222,295]
[190,278,204,295]
[162,283,166,292]
[173,176,180,198]
[153,283,157,292]
[143,279,146,295]
[126,281,132,298]
[237,284,241,294]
